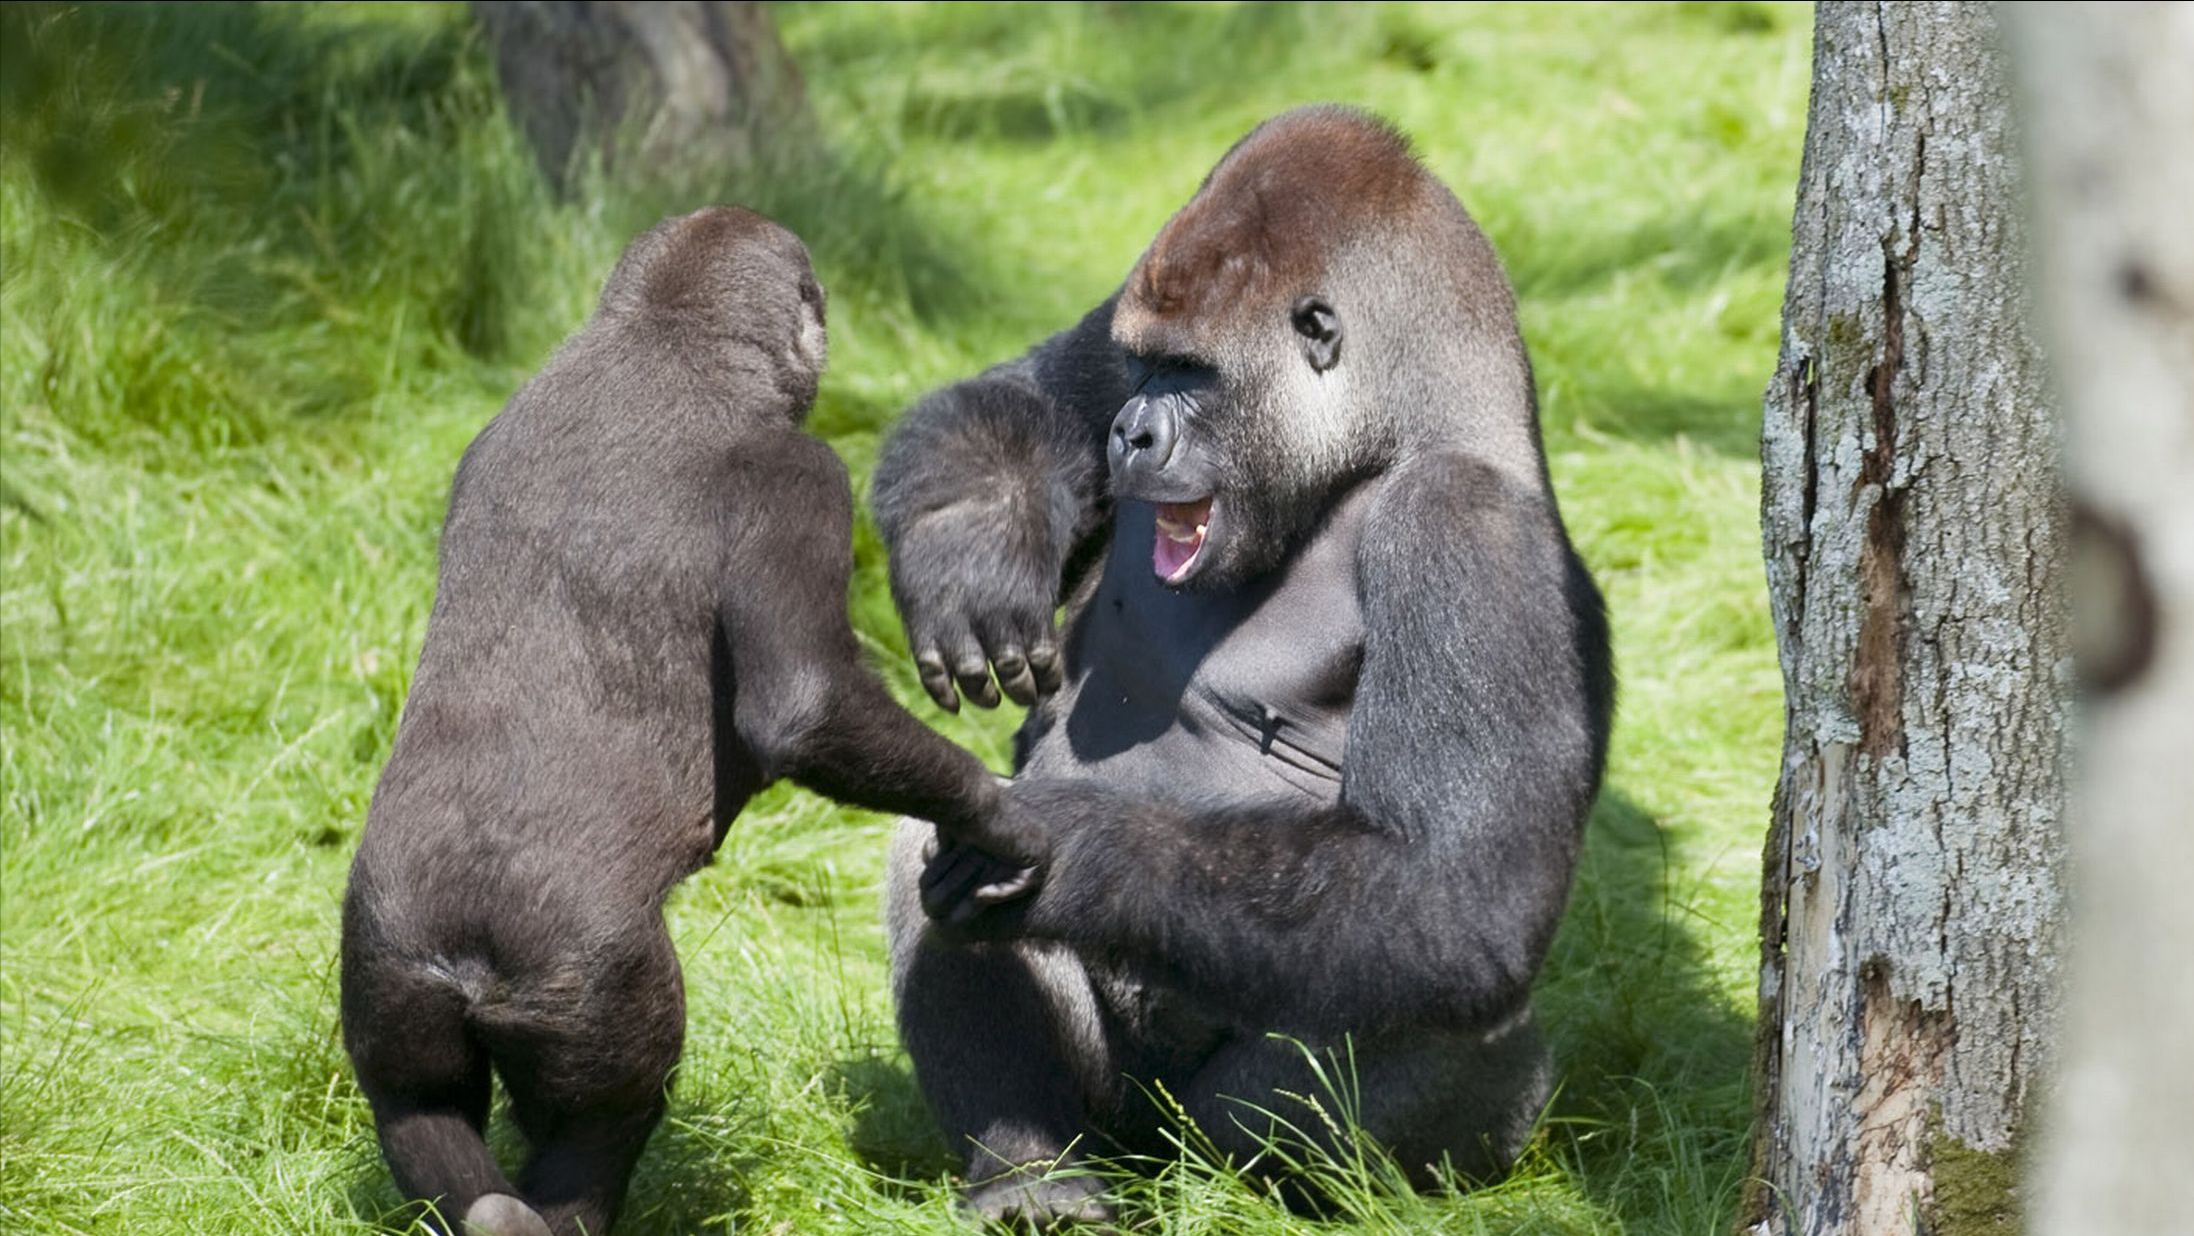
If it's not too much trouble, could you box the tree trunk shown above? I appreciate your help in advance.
[1745,5,2067,1235]
[2005,7,2194,1235]
[473,0,810,191]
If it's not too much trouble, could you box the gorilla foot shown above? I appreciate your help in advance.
[461,1193,553,1236]
[963,1166,1114,1231]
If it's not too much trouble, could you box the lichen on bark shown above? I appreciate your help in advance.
[1925,1125,2022,1236]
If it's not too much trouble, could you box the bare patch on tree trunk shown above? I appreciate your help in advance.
[1851,964,1947,1232]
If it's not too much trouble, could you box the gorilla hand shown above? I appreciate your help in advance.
[872,354,1116,714]
[888,505,1063,711]
[921,773,1132,937]
[922,779,1051,933]
[920,835,1042,936]
[944,774,1052,870]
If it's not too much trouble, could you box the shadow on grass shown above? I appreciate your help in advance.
[1508,210,1789,302]
[0,0,996,422]
[1548,382,1766,459]
[786,1,1354,147]
[832,1052,959,1199]
[615,1099,762,1234]
[0,2,470,232]
[337,1094,760,1236]
[1536,788,1754,1218]
[1513,206,1784,459]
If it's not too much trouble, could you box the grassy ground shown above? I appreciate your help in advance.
[0,3,1808,1232]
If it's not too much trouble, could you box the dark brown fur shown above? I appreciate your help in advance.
[342,207,1033,1236]
[1116,108,1427,355]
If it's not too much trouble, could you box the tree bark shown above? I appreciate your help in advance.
[1745,5,2067,1234]
[473,1,810,191]
[2004,7,2194,1235]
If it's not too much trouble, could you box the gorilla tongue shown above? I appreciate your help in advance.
[1153,498,1212,583]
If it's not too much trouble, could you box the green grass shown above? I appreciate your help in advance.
[0,2,1806,1232]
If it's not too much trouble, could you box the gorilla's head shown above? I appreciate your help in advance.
[1107,106,1536,591]
[601,205,829,416]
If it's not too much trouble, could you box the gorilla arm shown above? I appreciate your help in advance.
[924,454,1604,1035]
[869,299,1128,711]
[719,435,1043,868]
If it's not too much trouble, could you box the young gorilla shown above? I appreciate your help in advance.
[341,207,1038,1236]
[873,106,1615,1224]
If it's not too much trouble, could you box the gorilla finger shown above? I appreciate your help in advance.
[990,645,1039,707]
[915,649,961,713]
[972,866,1040,906]
[921,878,976,925]
[1027,640,1065,695]
[950,652,1002,711]
[920,850,988,920]
[917,843,972,898]
[934,628,1001,709]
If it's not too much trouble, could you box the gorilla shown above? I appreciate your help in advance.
[872,106,1614,1224]
[341,207,1040,1236]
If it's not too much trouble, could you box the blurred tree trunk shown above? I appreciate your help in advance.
[473,0,810,191]
[1744,5,2067,1234]
[2006,6,2194,1235]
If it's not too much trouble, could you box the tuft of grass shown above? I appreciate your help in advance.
[2,2,1807,1233]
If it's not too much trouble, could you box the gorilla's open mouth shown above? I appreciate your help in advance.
[1153,497,1213,584]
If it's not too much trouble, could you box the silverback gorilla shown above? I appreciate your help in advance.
[342,207,1039,1236]
[873,106,1614,1224]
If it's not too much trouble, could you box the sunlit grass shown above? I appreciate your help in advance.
[1,2,1806,1232]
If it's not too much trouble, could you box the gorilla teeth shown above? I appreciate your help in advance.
[1156,516,1203,544]
[1154,498,1213,581]
[1154,498,1212,544]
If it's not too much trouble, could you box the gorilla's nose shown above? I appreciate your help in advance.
[1109,394,1179,482]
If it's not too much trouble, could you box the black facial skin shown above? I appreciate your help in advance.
[1103,334,1342,594]
[1107,364,1217,505]
[339,207,1038,1236]
[870,105,1614,1228]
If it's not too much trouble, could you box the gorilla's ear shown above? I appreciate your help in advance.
[1291,297,1343,373]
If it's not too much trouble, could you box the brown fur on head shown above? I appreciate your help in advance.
[599,205,828,415]
[1112,106,1429,360]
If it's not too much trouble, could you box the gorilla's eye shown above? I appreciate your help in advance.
[1291,297,1342,373]
[1128,352,1209,390]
